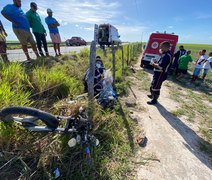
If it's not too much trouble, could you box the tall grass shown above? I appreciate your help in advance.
[0,63,32,109]
[32,67,82,97]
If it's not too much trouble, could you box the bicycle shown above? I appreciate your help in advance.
[0,106,99,165]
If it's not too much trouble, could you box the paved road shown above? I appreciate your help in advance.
[7,45,90,62]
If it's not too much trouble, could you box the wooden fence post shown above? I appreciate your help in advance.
[121,46,124,77]
[112,44,116,85]
[88,41,96,122]
[127,44,129,66]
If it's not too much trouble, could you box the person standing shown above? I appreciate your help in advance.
[172,45,186,75]
[202,52,212,80]
[26,2,49,57]
[176,50,193,80]
[0,20,9,63]
[45,8,61,56]
[191,49,207,82]
[1,0,40,61]
[147,41,172,105]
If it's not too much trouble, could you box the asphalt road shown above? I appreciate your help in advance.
[7,45,90,62]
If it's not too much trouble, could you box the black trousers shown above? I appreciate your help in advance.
[33,32,48,55]
[150,72,167,98]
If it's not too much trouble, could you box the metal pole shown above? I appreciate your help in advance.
[88,41,96,122]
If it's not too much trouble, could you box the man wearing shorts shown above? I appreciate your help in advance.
[147,41,172,105]
[0,20,9,63]
[45,8,61,56]
[1,0,40,61]
[177,50,192,80]
[202,52,212,80]
[191,49,207,82]
[26,2,49,57]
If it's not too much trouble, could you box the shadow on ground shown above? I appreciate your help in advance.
[117,100,135,152]
[155,102,212,170]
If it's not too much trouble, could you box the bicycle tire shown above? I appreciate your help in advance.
[0,106,59,129]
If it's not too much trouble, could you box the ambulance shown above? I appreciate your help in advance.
[98,24,121,48]
[140,32,179,67]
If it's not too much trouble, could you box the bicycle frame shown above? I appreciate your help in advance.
[0,106,99,165]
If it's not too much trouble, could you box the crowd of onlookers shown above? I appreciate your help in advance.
[171,45,212,82]
[0,0,62,62]
[147,41,212,105]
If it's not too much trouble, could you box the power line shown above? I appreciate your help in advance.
[133,0,144,42]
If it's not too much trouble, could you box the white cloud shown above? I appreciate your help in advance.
[173,17,184,22]
[116,25,148,35]
[168,26,173,29]
[34,0,120,25]
[84,27,94,31]
[196,14,212,19]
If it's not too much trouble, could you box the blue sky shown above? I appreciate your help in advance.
[0,0,212,44]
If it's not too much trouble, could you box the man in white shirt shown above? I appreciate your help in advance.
[191,49,207,82]
[202,52,212,80]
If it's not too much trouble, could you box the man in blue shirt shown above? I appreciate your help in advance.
[1,0,40,61]
[147,41,172,105]
[45,8,61,56]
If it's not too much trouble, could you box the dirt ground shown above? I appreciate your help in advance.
[129,60,212,180]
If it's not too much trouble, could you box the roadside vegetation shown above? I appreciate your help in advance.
[6,41,67,50]
[169,44,212,143]
[0,43,142,179]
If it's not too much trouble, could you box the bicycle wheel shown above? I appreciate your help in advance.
[0,106,59,129]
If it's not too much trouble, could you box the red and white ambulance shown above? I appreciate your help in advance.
[140,32,179,67]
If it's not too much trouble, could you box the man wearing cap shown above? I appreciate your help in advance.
[26,2,49,57]
[1,0,40,61]
[147,41,172,105]
[45,8,61,56]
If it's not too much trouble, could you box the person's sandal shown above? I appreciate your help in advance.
[136,135,148,147]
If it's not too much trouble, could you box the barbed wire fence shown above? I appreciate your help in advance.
[0,43,143,102]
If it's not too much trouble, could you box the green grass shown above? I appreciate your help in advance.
[135,69,151,91]
[0,43,142,179]
[167,44,212,145]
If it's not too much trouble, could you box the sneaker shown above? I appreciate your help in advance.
[147,99,157,105]
[147,94,153,99]
[25,60,32,63]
